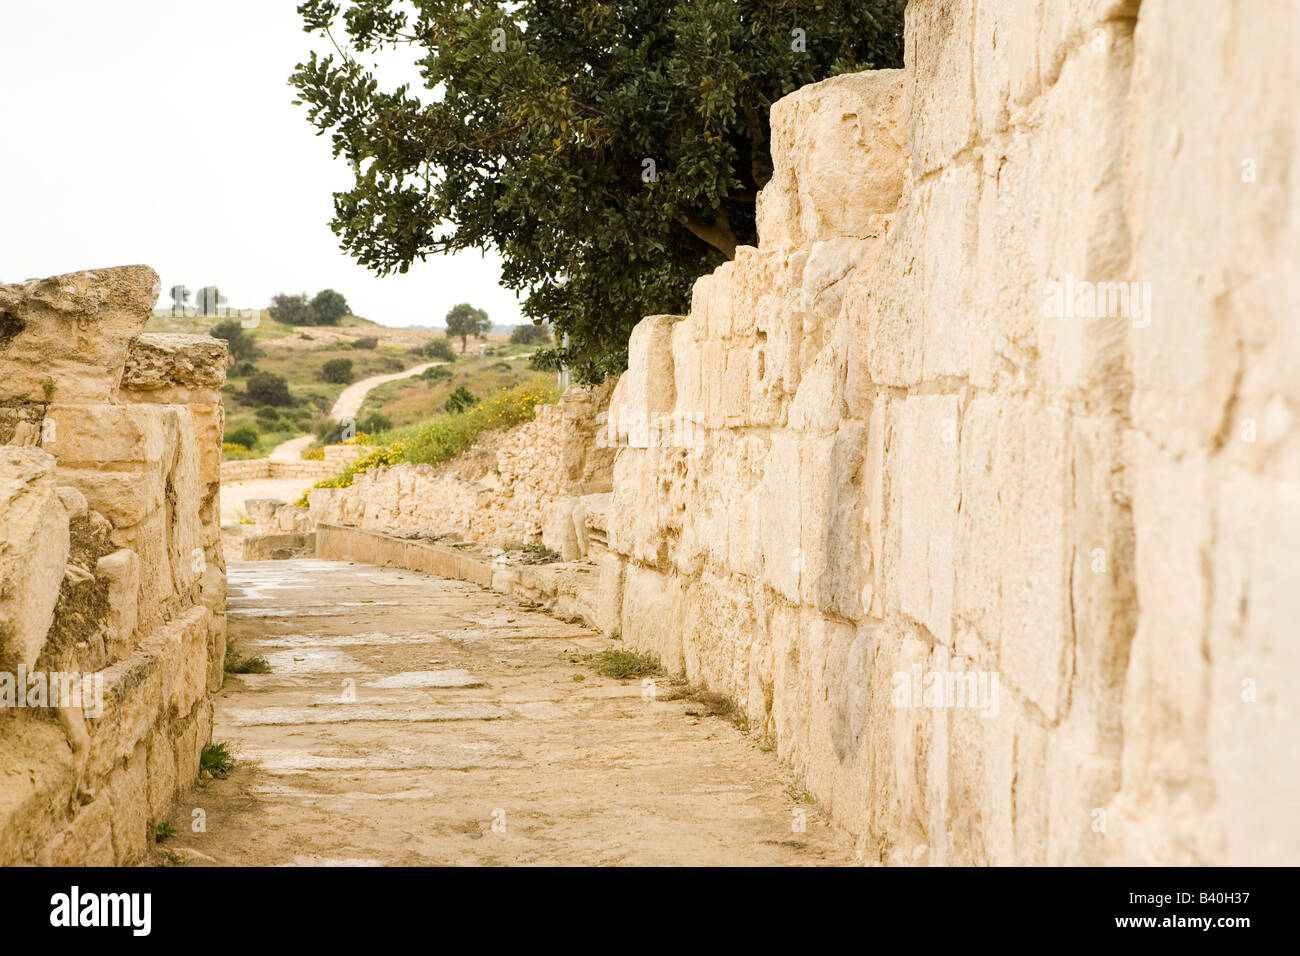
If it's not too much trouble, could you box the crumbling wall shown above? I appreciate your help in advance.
[304,380,617,553]
[604,0,1300,865]
[0,266,226,864]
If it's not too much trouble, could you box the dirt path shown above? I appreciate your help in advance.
[330,361,441,422]
[168,559,854,866]
[268,434,315,462]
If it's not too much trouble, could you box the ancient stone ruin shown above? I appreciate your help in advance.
[2,0,1296,868]
[0,267,226,864]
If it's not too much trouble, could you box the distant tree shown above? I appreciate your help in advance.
[195,286,226,317]
[423,338,457,362]
[268,293,316,326]
[509,323,551,346]
[320,358,354,384]
[311,289,351,326]
[444,303,490,354]
[443,385,478,414]
[169,285,190,316]
[209,319,260,364]
[245,372,294,407]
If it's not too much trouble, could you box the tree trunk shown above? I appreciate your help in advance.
[678,207,738,259]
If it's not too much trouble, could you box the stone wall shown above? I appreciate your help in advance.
[0,266,226,864]
[603,0,1300,866]
[304,380,617,553]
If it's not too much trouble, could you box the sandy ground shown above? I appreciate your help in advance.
[162,559,855,866]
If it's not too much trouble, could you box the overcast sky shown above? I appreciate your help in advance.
[0,1,524,328]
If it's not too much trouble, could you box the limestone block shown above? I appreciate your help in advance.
[798,425,866,622]
[44,403,178,528]
[36,795,116,866]
[705,260,736,340]
[848,204,924,388]
[0,447,69,671]
[0,265,159,404]
[106,744,150,863]
[994,398,1072,720]
[918,163,978,382]
[953,397,1001,647]
[624,315,680,447]
[118,332,228,397]
[1207,468,1300,865]
[1126,0,1300,457]
[95,548,140,661]
[1034,24,1134,405]
[905,0,975,178]
[801,237,873,343]
[759,70,905,248]
[620,563,687,673]
[893,396,960,645]
[145,732,177,820]
[758,434,802,603]
[541,499,582,561]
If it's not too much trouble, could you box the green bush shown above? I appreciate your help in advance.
[421,365,452,383]
[253,405,282,425]
[423,338,457,362]
[245,372,294,406]
[351,336,379,349]
[320,358,354,384]
[223,426,259,449]
[444,385,477,414]
[357,412,392,435]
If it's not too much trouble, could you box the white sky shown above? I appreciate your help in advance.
[0,0,524,328]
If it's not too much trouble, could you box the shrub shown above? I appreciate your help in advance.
[351,336,379,349]
[421,365,452,383]
[423,338,457,362]
[444,385,477,414]
[253,405,282,424]
[223,425,259,449]
[357,412,392,434]
[245,372,294,406]
[320,358,354,384]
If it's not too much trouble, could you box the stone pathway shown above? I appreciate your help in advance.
[168,559,855,866]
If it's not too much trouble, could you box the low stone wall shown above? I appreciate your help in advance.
[220,458,334,483]
[603,0,1300,867]
[0,266,225,864]
[304,382,616,553]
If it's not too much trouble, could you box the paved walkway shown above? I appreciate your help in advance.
[169,559,854,866]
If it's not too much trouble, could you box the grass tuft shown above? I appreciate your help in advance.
[586,648,663,680]
[199,742,236,779]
